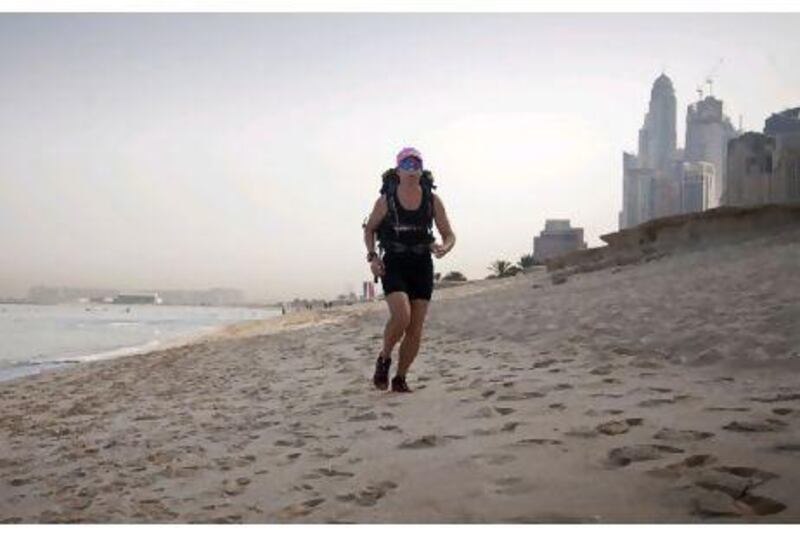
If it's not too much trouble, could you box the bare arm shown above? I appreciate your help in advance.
[432,193,456,254]
[363,195,388,256]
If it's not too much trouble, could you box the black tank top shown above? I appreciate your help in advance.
[386,186,434,247]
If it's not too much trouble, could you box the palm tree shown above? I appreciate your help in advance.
[488,260,513,278]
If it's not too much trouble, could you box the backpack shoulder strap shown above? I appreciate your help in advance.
[421,171,436,229]
[379,169,401,235]
[380,168,399,195]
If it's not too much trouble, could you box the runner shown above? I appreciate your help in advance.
[362,147,456,392]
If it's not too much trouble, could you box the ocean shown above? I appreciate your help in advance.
[0,303,281,382]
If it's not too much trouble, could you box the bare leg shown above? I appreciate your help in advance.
[397,299,429,377]
[381,292,411,360]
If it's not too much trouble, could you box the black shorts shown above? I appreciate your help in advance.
[380,252,434,301]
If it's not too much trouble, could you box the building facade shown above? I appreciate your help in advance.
[533,219,587,263]
[724,108,800,206]
[680,161,714,214]
[684,96,738,208]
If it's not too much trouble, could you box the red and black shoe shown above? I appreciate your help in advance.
[373,355,391,390]
[391,375,412,393]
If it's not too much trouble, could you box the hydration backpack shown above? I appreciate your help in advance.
[363,169,437,255]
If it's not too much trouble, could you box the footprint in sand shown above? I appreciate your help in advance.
[722,419,787,433]
[311,446,349,459]
[589,365,615,376]
[495,391,546,402]
[274,438,307,448]
[638,398,676,408]
[469,452,517,466]
[398,435,442,449]
[472,421,522,437]
[653,428,714,442]
[512,438,563,447]
[692,489,786,518]
[772,443,800,453]
[336,481,398,507]
[274,498,326,519]
[590,393,625,399]
[748,392,800,403]
[565,427,600,439]
[222,477,251,496]
[347,411,378,422]
[315,467,355,478]
[607,444,684,466]
[630,360,663,371]
[596,418,643,436]
[467,406,495,419]
[705,407,750,413]
[688,465,784,517]
[647,454,718,479]
[493,476,538,496]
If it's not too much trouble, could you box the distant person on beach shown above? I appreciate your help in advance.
[362,147,456,392]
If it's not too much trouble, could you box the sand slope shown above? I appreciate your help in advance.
[1,228,799,523]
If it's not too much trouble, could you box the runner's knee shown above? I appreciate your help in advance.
[392,312,411,331]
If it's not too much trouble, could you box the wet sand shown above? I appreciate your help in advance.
[1,228,799,523]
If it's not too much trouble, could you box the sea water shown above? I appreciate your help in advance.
[0,303,281,382]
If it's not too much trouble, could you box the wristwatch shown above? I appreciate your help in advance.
[367,251,378,262]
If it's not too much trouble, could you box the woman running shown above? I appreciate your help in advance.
[362,147,456,392]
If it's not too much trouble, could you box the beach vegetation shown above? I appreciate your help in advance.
[488,260,520,278]
[518,253,537,269]
[442,271,467,282]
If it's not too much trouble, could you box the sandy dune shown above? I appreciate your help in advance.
[1,227,799,523]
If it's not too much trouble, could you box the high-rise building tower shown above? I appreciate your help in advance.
[638,74,677,171]
[620,74,679,229]
[685,96,737,208]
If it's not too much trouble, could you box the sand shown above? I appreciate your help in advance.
[1,228,799,523]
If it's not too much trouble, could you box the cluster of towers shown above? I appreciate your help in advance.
[619,74,738,229]
[619,74,800,230]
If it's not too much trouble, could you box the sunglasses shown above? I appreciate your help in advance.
[398,157,422,171]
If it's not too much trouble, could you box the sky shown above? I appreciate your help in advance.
[1,12,799,302]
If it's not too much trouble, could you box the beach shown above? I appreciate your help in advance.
[1,227,799,523]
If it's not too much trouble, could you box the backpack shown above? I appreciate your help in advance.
[364,168,437,255]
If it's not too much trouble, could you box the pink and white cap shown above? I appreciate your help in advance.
[396,147,423,166]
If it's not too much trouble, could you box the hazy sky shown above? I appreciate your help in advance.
[1,13,798,301]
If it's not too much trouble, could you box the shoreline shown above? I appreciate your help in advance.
[0,300,384,387]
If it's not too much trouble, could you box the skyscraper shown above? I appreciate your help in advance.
[684,96,737,208]
[620,74,679,229]
[638,74,677,171]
